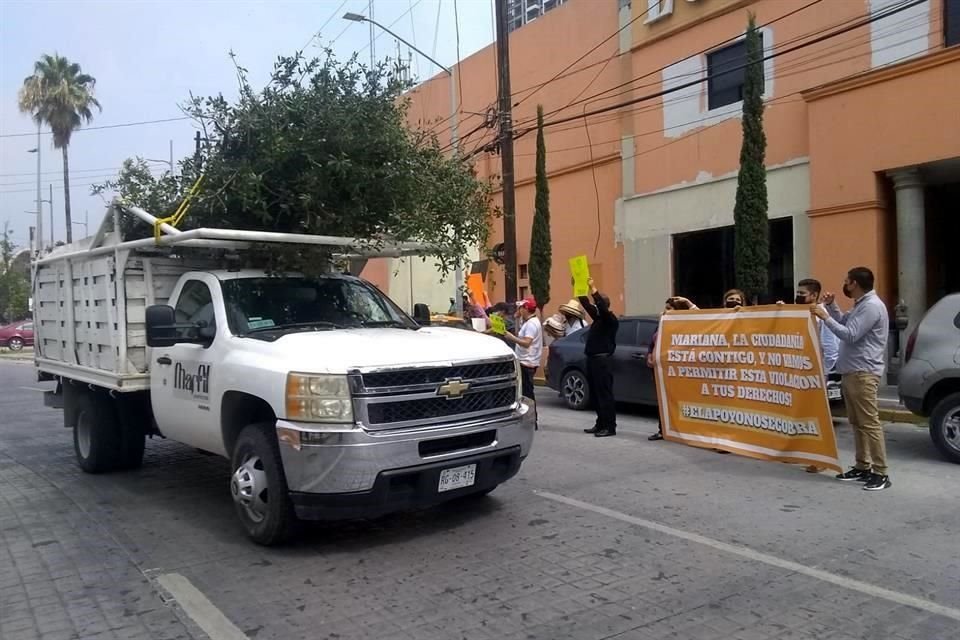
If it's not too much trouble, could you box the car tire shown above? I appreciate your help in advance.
[561,369,590,411]
[73,392,123,474]
[230,424,298,546]
[8,337,24,351]
[929,392,960,464]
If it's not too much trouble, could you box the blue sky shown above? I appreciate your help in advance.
[0,0,495,247]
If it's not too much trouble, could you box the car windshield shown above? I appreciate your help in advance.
[221,276,417,336]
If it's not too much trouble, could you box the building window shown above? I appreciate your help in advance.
[707,35,764,111]
[947,0,960,47]
[645,0,674,24]
[519,263,529,279]
[519,286,529,300]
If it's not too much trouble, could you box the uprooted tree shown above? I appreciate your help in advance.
[94,51,495,275]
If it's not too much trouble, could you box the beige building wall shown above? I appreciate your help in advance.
[617,160,810,315]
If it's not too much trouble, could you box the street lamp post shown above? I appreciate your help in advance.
[342,11,464,316]
[26,138,42,254]
[147,140,175,174]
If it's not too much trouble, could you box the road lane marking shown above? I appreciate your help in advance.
[156,573,249,640]
[537,491,960,622]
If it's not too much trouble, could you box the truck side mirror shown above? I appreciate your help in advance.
[145,305,208,348]
[413,303,431,326]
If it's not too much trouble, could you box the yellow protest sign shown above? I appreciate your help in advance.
[655,306,840,471]
[489,314,506,335]
[569,255,591,297]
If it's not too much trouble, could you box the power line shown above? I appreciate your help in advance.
[0,116,192,139]
[302,0,351,50]
[521,0,829,128]
[520,12,936,141]
[536,0,925,133]
[0,161,171,178]
[512,0,658,108]
[356,0,426,56]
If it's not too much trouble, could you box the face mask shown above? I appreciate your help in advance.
[794,295,808,304]
[725,300,741,308]
[842,284,853,299]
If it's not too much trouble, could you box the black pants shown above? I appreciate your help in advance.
[587,355,616,431]
[521,365,537,402]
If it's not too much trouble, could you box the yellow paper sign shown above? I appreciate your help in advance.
[490,314,506,335]
[655,306,840,471]
[569,255,591,297]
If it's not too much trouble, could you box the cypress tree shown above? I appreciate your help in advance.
[733,15,769,304]
[529,105,552,310]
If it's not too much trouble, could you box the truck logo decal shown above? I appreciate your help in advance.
[173,362,211,402]
[437,378,471,400]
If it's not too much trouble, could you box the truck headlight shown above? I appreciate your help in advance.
[285,373,353,423]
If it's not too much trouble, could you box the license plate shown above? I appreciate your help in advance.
[828,387,841,400]
[438,464,477,492]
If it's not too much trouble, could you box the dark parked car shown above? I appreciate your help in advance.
[0,320,34,351]
[546,315,659,410]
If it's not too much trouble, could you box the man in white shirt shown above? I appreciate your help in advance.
[503,297,543,403]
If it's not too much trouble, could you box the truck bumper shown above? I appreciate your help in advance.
[275,400,535,521]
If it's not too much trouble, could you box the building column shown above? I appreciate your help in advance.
[889,167,926,333]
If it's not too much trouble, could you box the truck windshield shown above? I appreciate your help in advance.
[221,276,417,336]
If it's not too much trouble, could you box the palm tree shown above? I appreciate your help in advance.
[18,54,101,243]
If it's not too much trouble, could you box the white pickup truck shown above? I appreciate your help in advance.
[34,201,535,544]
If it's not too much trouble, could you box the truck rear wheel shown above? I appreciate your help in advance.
[230,424,298,545]
[73,392,122,474]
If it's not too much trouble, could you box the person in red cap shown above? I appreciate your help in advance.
[502,297,543,405]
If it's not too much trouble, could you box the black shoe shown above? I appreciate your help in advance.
[648,432,663,441]
[836,467,871,482]
[863,474,892,491]
[594,429,616,438]
[584,427,599,434]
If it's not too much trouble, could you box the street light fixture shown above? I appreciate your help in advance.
[342,11,465,314]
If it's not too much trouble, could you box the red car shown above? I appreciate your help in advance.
[0,320,34,351]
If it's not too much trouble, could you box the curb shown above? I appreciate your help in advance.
[535,378,926,426]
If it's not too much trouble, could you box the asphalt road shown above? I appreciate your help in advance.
[1,360,958,640]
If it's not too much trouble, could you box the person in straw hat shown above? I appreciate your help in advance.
[558,299,588,336]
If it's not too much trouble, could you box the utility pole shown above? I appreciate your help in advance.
[48,184,54,246]
[494,0,518,304]
[194,131,202,171]
[368,0,376,69]
[169,139,174,175]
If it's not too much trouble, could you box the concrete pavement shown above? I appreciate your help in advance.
[1,361,957,640]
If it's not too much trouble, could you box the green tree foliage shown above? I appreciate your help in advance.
[0,229,30,324]
[529,105,551,310]
[733,16,769,303]
[95,51,494,276]
[18,54,101,244]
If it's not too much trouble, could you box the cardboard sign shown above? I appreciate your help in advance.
[655,306,840,471]
[467,273,486,306]
[569,255,591,298]
[489,315,506,335]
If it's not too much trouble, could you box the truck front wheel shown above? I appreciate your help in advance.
[230,425,298,545]
[73,392,122,474]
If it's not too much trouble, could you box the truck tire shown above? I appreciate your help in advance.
[73,392,122,474]
[929,392,960,464]
[230,424,298,545]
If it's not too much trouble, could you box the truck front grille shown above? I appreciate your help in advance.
[353,358,518,430]
[360,360,515,390]
[366,387,516,426]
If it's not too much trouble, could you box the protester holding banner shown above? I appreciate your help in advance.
[648,297,692,441]
[813,267,892,492]
[579,278,619,438]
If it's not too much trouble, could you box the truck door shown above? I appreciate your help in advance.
[150,277,225,455]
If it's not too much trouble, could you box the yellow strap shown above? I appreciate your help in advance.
[154,174,205,243]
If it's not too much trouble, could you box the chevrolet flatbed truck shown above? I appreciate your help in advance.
[33,201,535,545]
